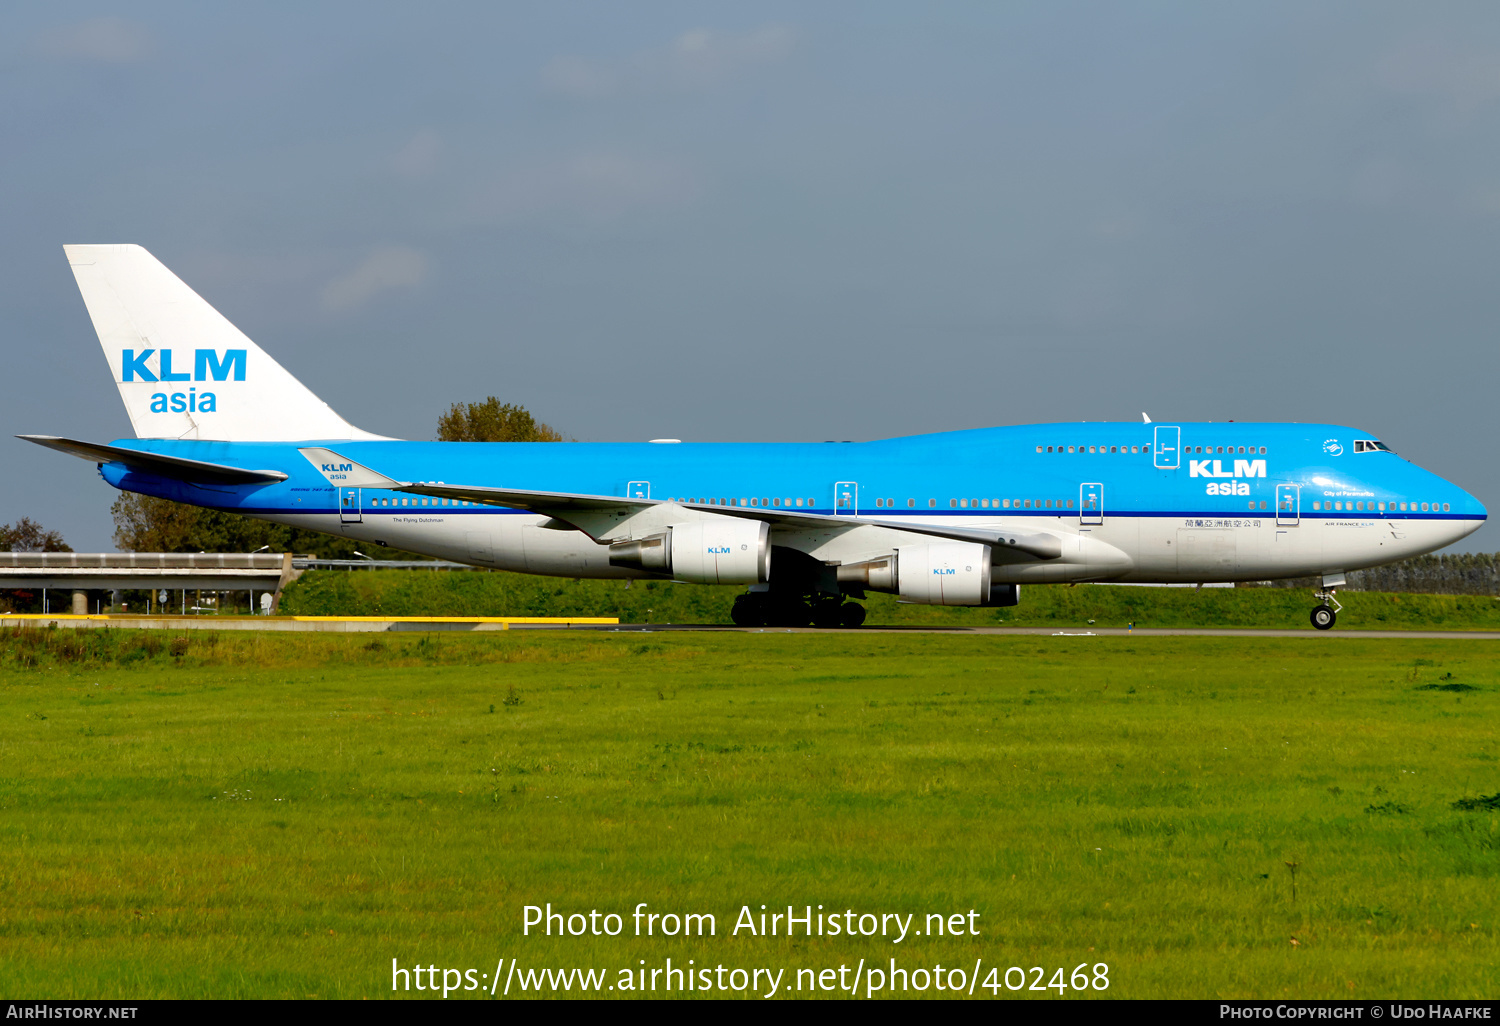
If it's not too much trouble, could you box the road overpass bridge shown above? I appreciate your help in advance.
[0,553,464,614]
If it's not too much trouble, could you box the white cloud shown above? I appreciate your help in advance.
[473,151,700,223]
[35,17,152,64]
[320,246,430,313]
[542,24,798,97]
[392,129,442,178]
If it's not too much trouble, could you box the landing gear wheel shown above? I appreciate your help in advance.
[839,603,866,628]
[1310,605,1336,631]
[731,596,768,628]
[811,601,844,629]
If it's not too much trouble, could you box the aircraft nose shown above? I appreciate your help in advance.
[1440,482,1487,547]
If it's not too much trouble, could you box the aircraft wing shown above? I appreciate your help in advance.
[20,435,289,485]
[300,448,1062,561]
[394,481,659,513]
[396,482,1061,560]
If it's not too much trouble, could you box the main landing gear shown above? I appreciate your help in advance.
[1310,587,1342,631]
[731,591,866,629]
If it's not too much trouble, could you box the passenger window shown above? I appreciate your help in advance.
[1131,446,1138,453]
[929,499,937,508]
[795,498,803,506]
[1143,444,1150,454]
[1260,501,1266,510]
[1066,499,1074,508]
[1068,446,1075,453]
[959,499,967,508]
[907,499,915,508]
[981,499,989,508]
[1089,446,1096,453]
[1313,502,1320,510]
[1002,499,1011,508]
[1444,503,1451,512]
[1036,446,1043,453]
[1047,446,1053,453]
[1259,447,1266,454]
[1024,500,1032,508]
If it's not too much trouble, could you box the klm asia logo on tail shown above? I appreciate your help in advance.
[322,463,354,473]
[120,348,246,415]
[1190,457,1267,496]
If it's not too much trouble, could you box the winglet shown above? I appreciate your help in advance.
[1141,412,1152,424]
[297,447,405,489]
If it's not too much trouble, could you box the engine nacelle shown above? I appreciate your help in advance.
[838,543,993,605]
[608,520,770,585]
[897,542,992,605]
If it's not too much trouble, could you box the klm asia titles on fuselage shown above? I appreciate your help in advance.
[20,244,1487,630]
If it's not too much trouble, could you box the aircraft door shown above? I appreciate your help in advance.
[834,481,858,516]
[627,481,651,499]
[1276,484,1300,526]
[1153,426,1180,469]
[1080,482,1103,525]
[340,487,362,524]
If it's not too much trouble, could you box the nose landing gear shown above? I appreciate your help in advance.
[1310,586,1342,630]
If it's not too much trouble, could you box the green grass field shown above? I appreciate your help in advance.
[279,569,1500,631]
[1,626,1496,999]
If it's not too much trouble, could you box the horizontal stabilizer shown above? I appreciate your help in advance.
[19,435,288,485]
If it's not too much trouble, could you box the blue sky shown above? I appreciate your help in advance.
[4,2,1500,551]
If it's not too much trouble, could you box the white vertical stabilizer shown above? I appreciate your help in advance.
[64,244,383,441]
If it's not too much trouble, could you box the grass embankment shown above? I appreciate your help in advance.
[280,569,1500,630]
[1,627,1496,999]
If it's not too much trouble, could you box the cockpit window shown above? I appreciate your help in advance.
[1353,439,1395,454]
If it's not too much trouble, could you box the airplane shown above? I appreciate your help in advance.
[19,244,1488,630]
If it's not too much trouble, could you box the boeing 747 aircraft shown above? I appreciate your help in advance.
[21,245,1487,629]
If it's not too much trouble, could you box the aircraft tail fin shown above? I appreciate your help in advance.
[64,244,382,441]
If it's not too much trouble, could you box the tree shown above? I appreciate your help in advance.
[1,517,72,552]
[0,518,71,613]
[437,398,567,442]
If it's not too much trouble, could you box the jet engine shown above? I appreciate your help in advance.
[837,542,994,606]
[608,520,770,585]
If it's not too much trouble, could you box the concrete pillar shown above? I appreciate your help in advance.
[71,590,88,615]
